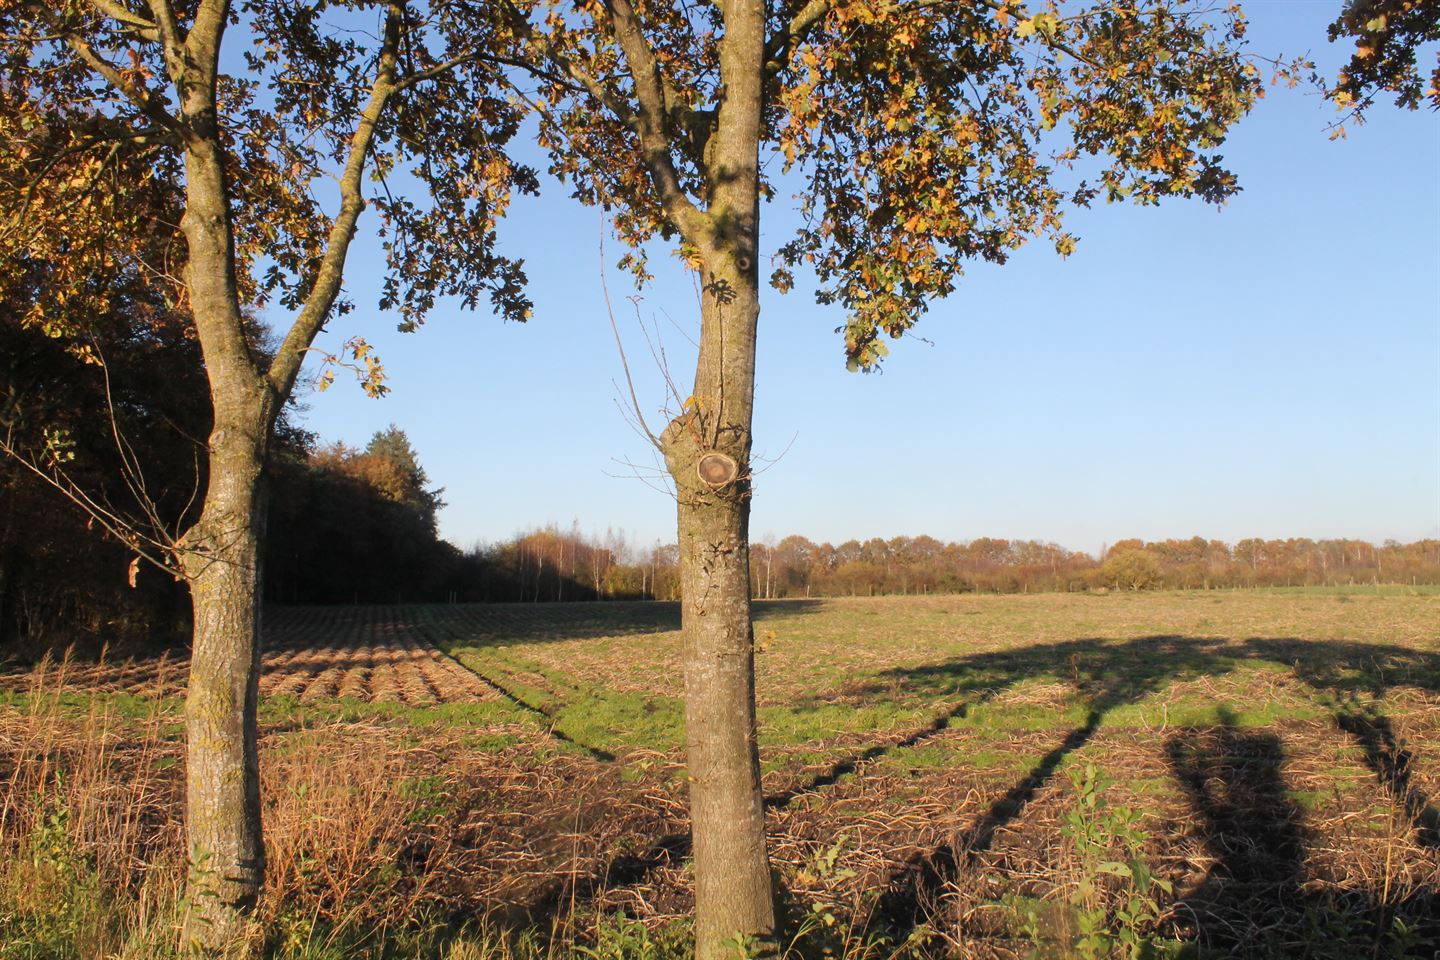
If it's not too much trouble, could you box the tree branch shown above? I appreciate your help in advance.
[266,0,404,401]
[763,0,832,75]
[392,47,583,96]
[494,0,641,125]
[976,0,1102,68]
[601,0,709,240]
[85,0,160,41]
[63,33,181,132]
[142,0,188,84]
[0,433,183,578]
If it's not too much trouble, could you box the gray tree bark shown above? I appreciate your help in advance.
[174,102,275,954]
[658,0,776,953]
[656,31,774,939]
[178,418,268,951]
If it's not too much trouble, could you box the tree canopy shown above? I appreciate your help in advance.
[506,0,1260,368]
[1326,0,1439,116]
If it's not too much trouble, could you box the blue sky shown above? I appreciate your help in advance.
[285,2,1440,557]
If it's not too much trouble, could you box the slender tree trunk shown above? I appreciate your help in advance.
[174,117,276,953]
[179,404,269,953]
[607,0,773,947]
[670,469,770,954]
[661,256,773,955]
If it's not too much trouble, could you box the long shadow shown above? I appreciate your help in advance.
[500,633,1440,941]
[867,635,1238,941]
[478,679,616,763]
[771,633,1231,815]
[519,831,694,920]
[875,710,1105,937]
[528,635,1235,925]
[1240,637,1440,698]
[528,699,977,915]
[1165,710,1439,957]
[863,634,1440,945]
[1333,702,1440,848]
[1166,711,1309,954]
[1242,637,1440,851]
[766,701,972,811]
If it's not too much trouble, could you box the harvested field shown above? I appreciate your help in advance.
[261,606,500,705]
[0,606,500,706]
[2,589,1437,958]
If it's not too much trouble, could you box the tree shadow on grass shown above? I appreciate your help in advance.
[1166,711,1309,954]
[508,633,1440,941]
[517,831,693,923]
[1240,637,1440,699]
[1241,637,1440,850]
[865,635,1236,940]
[874,709,1107,939]
[771,635,1234,814]
[766,701,973,811]
[861,635,1440,948]
[1166,709,1439,958]
[1333,702,1439,848]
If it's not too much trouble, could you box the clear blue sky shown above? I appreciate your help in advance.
[283,2,1440,557]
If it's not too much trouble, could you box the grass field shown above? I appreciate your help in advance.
[2,589,1437,958]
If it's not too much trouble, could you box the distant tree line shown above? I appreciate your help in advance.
[4,282,1435,653]
[464,525,681,603]
[465,529,1440,602]
[483,531,1437,602]
[742,534,1440,597]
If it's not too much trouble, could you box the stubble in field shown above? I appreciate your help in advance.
[1,589,1436,957]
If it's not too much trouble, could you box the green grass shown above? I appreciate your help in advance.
[0,687,182,723]
[258,692,526,732]
[404,590,1440,786]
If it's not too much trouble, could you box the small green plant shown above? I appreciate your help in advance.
[1056,762,1175,960]
[1382,915,1422,959]
[1,794,121,959]
[574,913,687,960]
[398,774,452,824]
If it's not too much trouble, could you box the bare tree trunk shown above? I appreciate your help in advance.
[660,250,773,956]
[670,471,770,955]
[178,403,269,952]
[606,0,773,948]
[174,114,275,950]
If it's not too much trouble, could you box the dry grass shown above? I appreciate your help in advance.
[2,590,1438,958]
[0,655,184,958]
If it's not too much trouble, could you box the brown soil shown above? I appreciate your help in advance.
[0,606,499,706]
